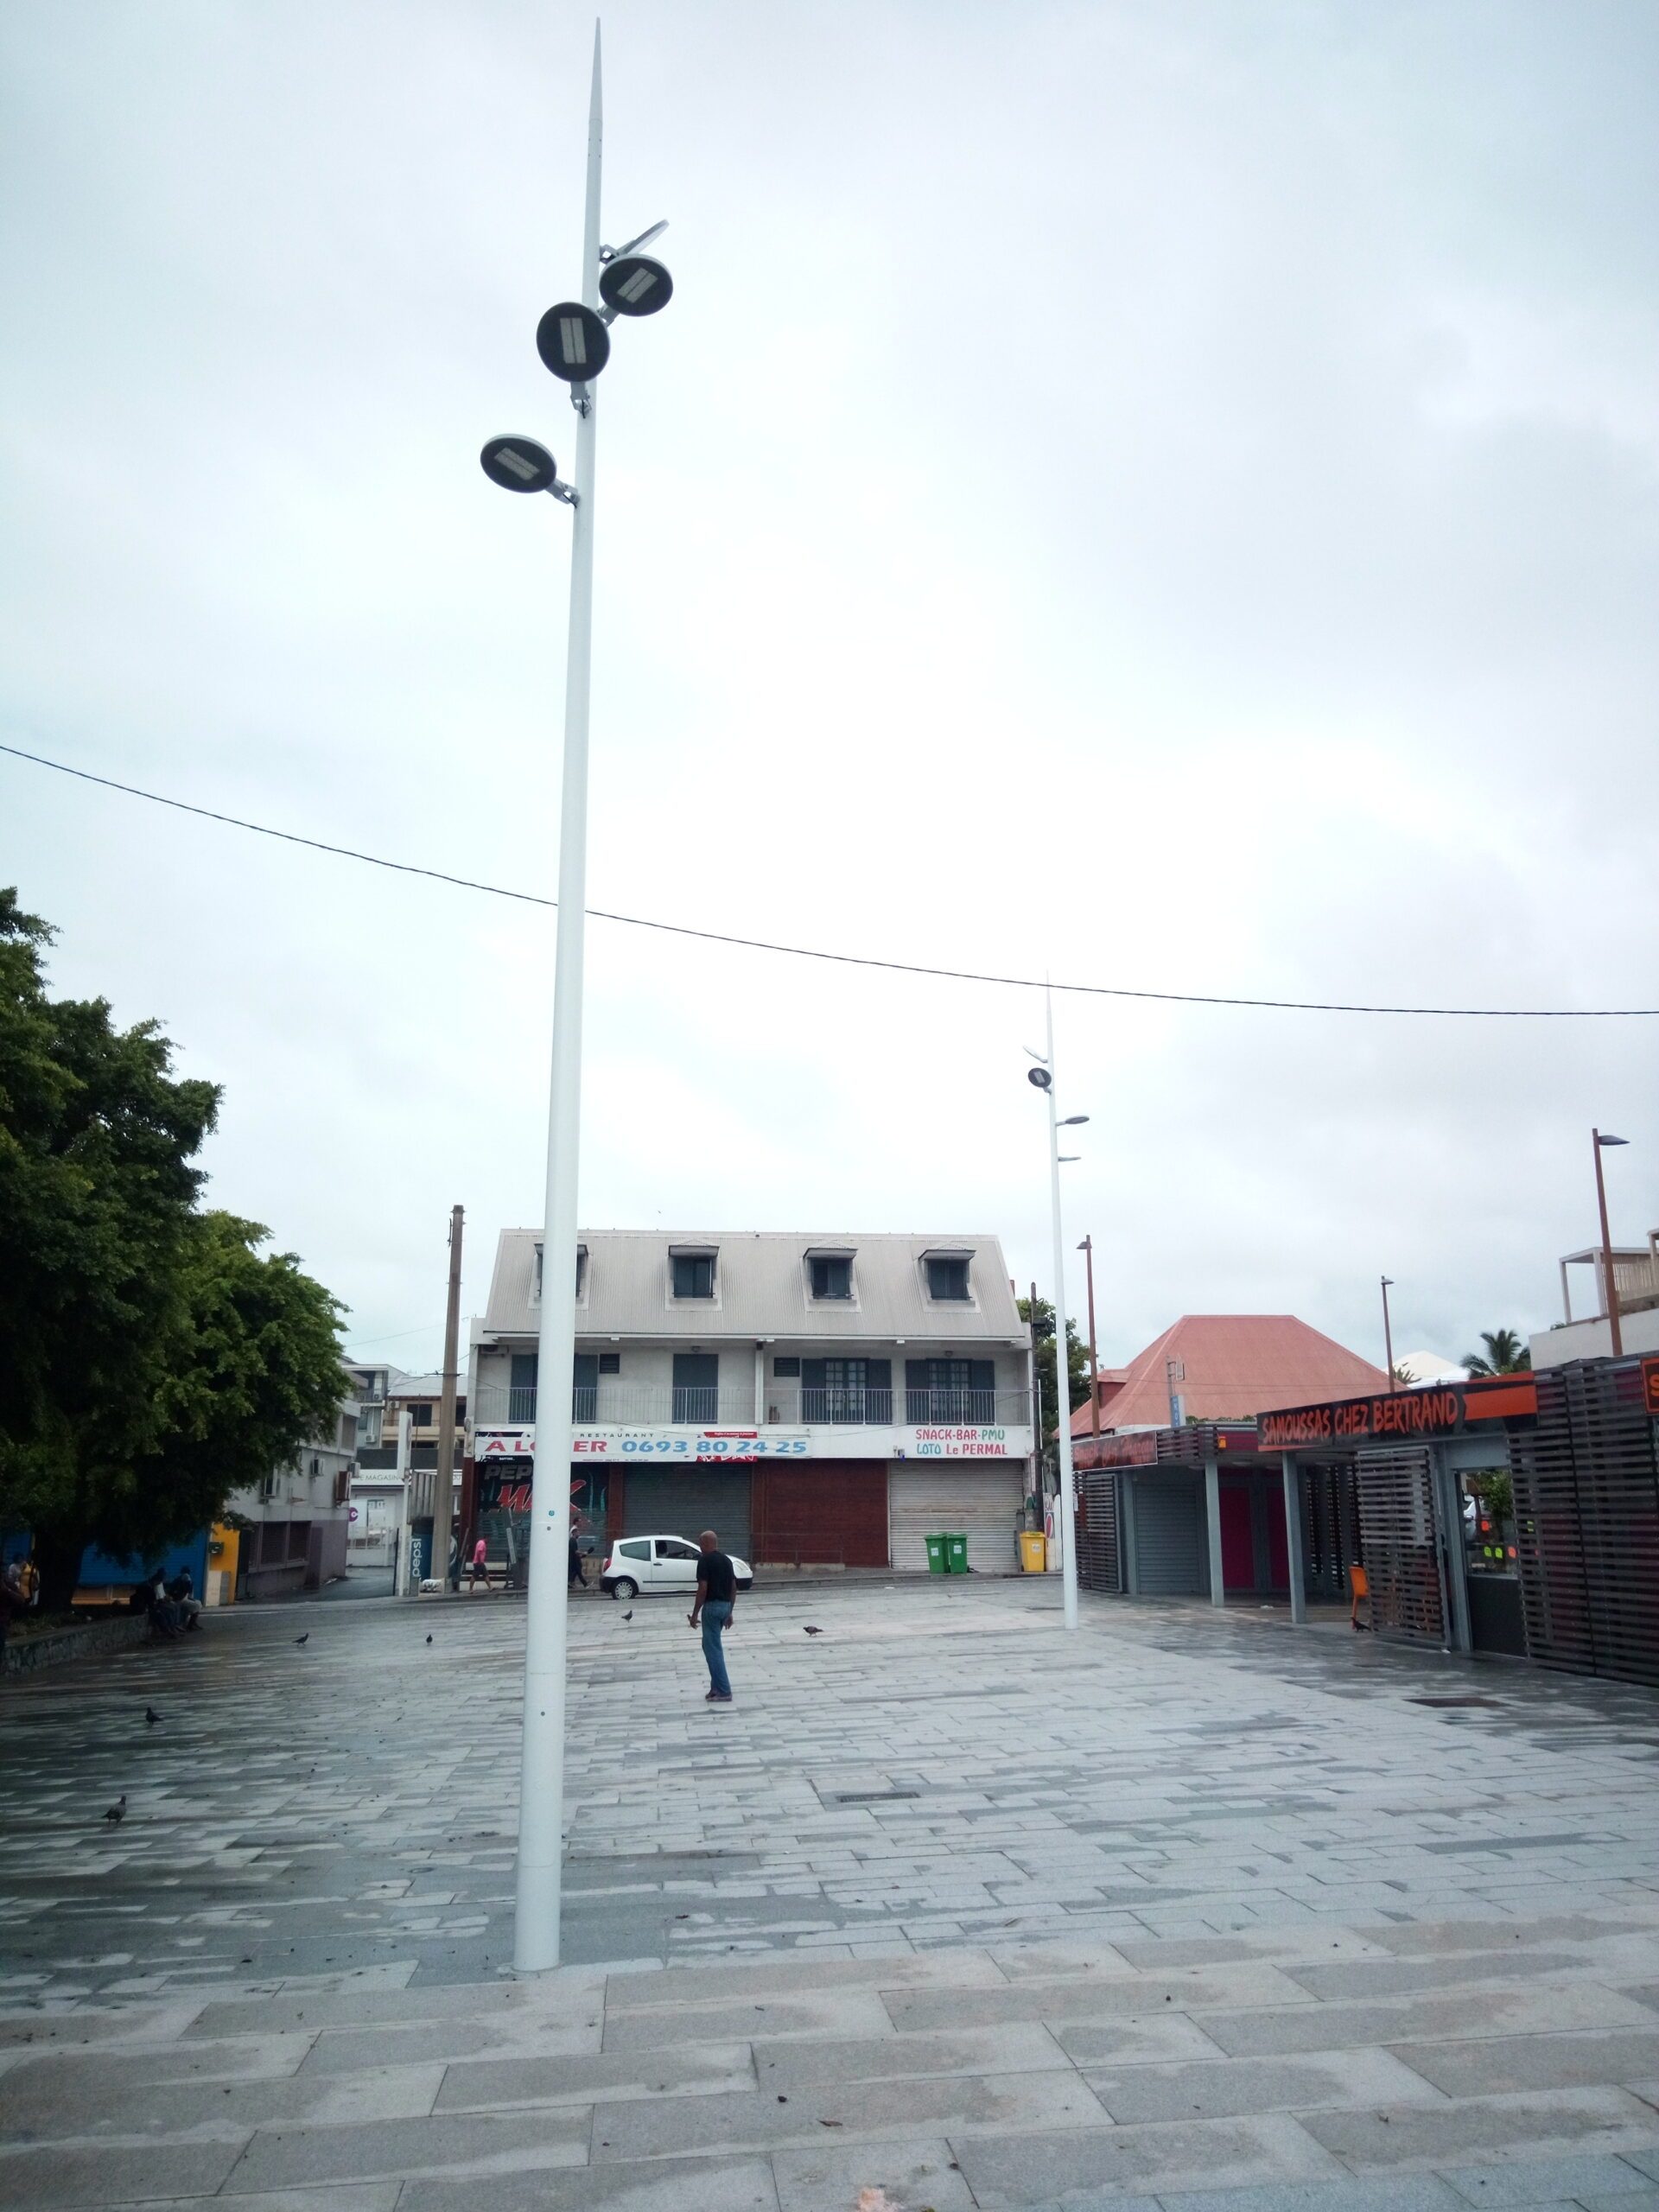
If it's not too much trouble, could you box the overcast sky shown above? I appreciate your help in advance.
[3,0,1656,1381]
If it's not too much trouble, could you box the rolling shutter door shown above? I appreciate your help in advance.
[888,1465,1023,1572]
[1129,1474,1208,1595]
[753,1461,888,1567]
[621,1468,751,1559]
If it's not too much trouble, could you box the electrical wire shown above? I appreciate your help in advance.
[4,738,1655,1020]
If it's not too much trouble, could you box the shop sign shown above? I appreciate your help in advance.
[900,1425,1016,1459]
[474,1422,1030,1462]
[1644,1359,1659,1418]
[1258,1376,1535,1452]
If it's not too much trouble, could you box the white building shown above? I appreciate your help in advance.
[467,1230,1035,1572]
[225,1370,361,1598]
[1531,1234,1659,1369]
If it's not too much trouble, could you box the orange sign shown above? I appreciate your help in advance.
[1644,1359,1659,1417]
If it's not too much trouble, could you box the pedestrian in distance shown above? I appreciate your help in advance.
[688,1529,735,1703]
[468,1534,490,1592]
[568,1526,588,1591]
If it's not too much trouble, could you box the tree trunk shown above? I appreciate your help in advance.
[32,1524,90,1614]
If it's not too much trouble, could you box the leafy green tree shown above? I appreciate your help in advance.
[1462,1329,1531,1377]
[1017,1294,1090,1440]
[0,890,344,1606]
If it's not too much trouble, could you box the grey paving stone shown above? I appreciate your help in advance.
[0,2136,246,2207]
[1202,1986,1659,2059]
[1302,2088,1659,2169]
[1370,1917,1643,1958]
[602,1986,894,2052]
[1394,2031,1659,2099]
[883,1962,1311,2034]
[1158,2179,1466,2212]
[184,1983,570,2038]
[84,2195,402,2212]
[1580,2194,1659,2211]
[1047,2013,1230,2065]
[1,2032,316,2102]
[951,2111,1338,2203]
[754,2021,1067,2089]
[224,2106,592,2190]
[397,2156,779,2212]
[1085,2048,1438,2125]
[298,2014,603,2072]
[593,2068,1105,2160]
[621,1951,1005,2005]
[436,2040,757,2108]
[1,2056,443,2139]
[1284,1955,1585,2002]
[1439,2152,1659,2202]
[772,2133,979,2210]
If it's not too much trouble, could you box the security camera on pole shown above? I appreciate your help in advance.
[1026,992,1084,1632]
[477,27,674,1974]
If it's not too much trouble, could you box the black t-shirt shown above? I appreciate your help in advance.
[696,1549,736,1604]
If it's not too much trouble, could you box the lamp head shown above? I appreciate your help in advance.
[1597,1132,1630,1147]
[480,435,559,494]
[1027,1067,1052,1091]
[599,253,672,316]
[536,302,611,382]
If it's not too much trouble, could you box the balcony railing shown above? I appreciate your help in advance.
[474,1383,1033,1431]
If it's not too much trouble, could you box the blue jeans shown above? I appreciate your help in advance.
[700,1600,733,1697]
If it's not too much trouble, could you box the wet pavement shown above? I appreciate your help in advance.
[3,1577,1659,2209]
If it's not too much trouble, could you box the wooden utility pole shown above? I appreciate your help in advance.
[433,1205,465,1586]
[1078,1234,1100,1439]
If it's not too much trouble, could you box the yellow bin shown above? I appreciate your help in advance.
[1019,1529,1047,1574]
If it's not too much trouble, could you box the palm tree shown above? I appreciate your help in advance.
[1462,1328,1531,1377]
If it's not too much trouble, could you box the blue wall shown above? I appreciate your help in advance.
[75,1530,211,1592]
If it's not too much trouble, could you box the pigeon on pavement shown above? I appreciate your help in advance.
[621,1611,632,1622]
[144,1707,162,1726]
[104,1796,127,1824]
[804,1625,823,1636]
[294,1633,308,1645]
[425,1634,433,1643]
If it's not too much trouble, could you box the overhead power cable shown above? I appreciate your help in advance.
[3,739,1655,1020]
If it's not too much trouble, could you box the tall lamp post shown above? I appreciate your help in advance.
[1380,1276,1396,1389]
[479,29,674,1974]
[1027,995,1083,1632]
[1592,1129,1629,1357]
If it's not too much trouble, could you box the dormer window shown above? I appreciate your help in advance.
[809,1254,853,1300]
[575,1243,588,1299]
[924,1251,972,1302]
[671,1248,716,1300]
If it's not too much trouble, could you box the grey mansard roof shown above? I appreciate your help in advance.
[480,1229,1025,1344]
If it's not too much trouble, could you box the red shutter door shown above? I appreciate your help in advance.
[754,1460,888,1568]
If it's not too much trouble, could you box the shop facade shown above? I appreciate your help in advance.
[467,1228,1037,1575]
[1078,1361,1659,1689]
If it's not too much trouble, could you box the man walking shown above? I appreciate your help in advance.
[688,1528,735,1703]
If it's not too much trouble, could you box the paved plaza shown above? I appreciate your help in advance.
[5,1577,1659,2210]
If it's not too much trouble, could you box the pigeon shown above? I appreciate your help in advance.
[621,1611,632,1622]
[294,1633,308,1645]
[104,1796,127,1824]
[144,1707,162,1726]
[803,1625,823,1637]
[425,1634,433,1644]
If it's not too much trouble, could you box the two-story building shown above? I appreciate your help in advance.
[467,1230,1035,1573]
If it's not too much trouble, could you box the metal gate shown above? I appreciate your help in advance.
[621,1468,752,1560]
[1355,1443,1444,1643]
[1129,1473,1209,1595]
[1077,1469,1121,1592]
[1514,1361,1659,1685]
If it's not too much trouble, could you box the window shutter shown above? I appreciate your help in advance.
[802,1359,827,1390]
[969,1360,995,1393]
[510,1353,538,1390]
[573,1355,598,1389]
[867,1359,892,1389]
[906,1360,928,1392]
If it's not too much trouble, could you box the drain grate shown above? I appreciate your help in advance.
[1409,1694,1500,1708]
[830,1789,920,1804]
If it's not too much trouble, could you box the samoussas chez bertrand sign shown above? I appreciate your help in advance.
[1256,1378,1535,1452]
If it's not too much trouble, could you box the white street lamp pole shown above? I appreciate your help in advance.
[515,27,603,1977]
[1043,993,1080,1632]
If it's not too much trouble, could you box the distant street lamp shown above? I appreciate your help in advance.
[1027,998,1083,1632]
[1592,1129,1630,1357]
[1380,1276,1396,1390]
[478,29,674,1976]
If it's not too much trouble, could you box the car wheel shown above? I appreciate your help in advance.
[737,1577,753,1592]
[611,1577,638,1602]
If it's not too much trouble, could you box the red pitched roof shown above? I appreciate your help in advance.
[1071,1315,1389,1434]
